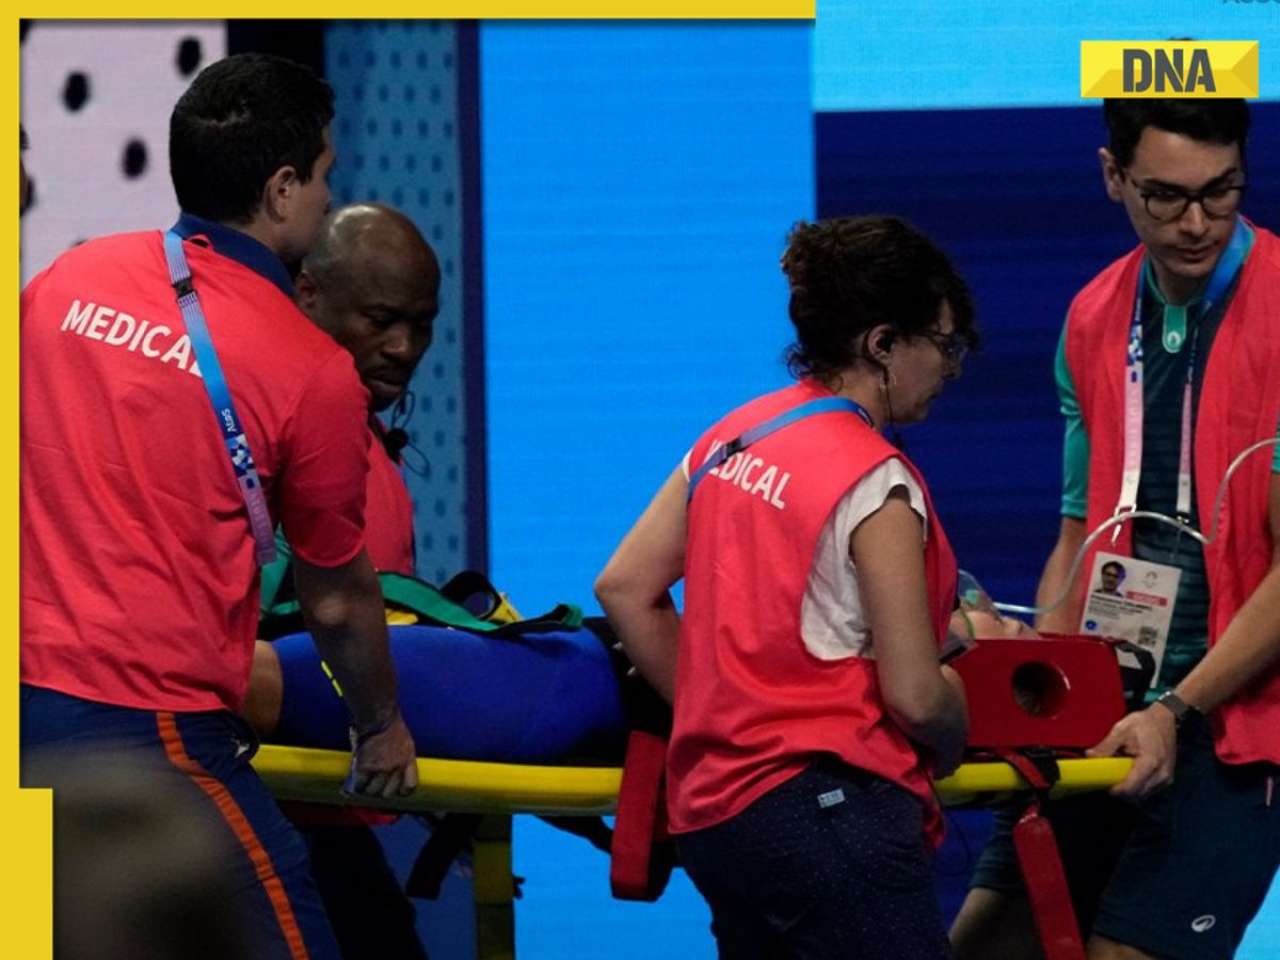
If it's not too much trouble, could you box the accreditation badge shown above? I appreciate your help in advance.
[1078,551,1181,687]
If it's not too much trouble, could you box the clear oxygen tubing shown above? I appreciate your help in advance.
[994,437,1280,618]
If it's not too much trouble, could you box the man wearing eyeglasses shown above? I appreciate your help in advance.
[952,100,1280,960]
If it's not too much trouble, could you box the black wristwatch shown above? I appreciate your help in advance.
[1154,689,1202,728]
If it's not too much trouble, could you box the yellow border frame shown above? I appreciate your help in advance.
[10,17,52,954]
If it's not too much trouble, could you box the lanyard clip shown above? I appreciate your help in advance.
[1171,513,1192,557]
[1109,506,1132,546]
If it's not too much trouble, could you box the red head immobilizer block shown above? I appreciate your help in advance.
[949,635,1127,750]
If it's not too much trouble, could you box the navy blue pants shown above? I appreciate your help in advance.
[676,758,952,960]
[22,684,341,960]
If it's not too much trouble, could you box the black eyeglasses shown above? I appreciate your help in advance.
[1127,174,1246,223]
[917,330,969,366]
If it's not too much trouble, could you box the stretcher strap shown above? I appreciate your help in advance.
[610,730,674,901]
[998,749,1086,960]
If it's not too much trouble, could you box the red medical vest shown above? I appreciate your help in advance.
[21,230,371,714]
[1065,225,1280,764]
[669,379,958,845]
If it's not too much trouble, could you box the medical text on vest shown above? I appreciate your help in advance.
[704,440,790,510]
[60,299,203,378]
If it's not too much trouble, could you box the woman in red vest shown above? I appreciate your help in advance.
[597,215,977,959]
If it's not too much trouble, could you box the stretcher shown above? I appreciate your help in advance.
[253,745,1132,960]
[253,745,1132,812]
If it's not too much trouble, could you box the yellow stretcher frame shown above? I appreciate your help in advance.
[252,746,1132,960]
[253,745,1132,811]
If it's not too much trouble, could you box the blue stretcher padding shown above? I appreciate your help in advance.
[271,624,628,764]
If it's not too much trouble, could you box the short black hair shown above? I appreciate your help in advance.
[169,54,334,224]
[780,215,977,382]
[1101,561,1126,577]
[1103,99,1250,170]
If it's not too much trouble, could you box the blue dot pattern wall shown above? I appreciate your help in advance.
[326,22,471,585]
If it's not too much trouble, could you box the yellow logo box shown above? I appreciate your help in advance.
[1081,41,1259,98]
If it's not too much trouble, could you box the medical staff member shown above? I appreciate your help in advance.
[253,202,438,622]
[21,55,416,960]
[597,215,975,960]
[246,202,441,960]
[953,98,1280,960]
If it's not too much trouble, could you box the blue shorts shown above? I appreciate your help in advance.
[968,789,1136,934]
[22,684,341,960]
[970,715,1280,959]
[675,757,951,960]
[1092,717,1280,960]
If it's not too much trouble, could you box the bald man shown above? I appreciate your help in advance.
[299,202,441,417]
[247,203,441,960]
[252,203,440,604]
[298,202,441,577]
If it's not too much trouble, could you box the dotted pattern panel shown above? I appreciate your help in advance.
[20,22,227,284]
[327,22,469,586]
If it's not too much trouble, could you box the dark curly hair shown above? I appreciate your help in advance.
[780,215,977,382]
[170,54,334,224]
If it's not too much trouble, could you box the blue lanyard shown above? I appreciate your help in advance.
[162,229,278,566]
[687,396,874,503]
[1117,218,1249,530]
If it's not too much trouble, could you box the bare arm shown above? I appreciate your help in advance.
[240,642,284,737]
[1174,474,1280,713]
[853,490,968,776]
[293,549,417,798]
[1034,516,1086,633]
[1177,566,1280,713]
[1090,473,1280,797]
[595,468,688,704]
